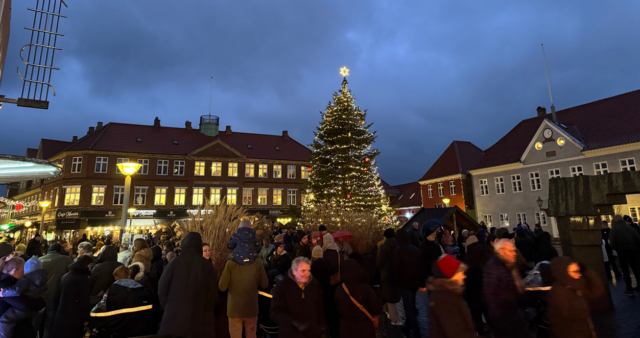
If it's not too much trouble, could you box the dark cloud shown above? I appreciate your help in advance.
[1,0,639,186]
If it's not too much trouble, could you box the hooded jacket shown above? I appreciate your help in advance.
[334,260,381,338]
[428,264,476,338]
[548,257,603,338]
[39,249,72,303]
[322,234,340,275]
[377,237,400,303]
[219,259,268,318]
[270,269,324,338]
[149,246,164,294]
[228,227,261,265]
[131,247,153,272]
[609,220,640,252]
[158,232,218,338]
[392,229,425,289]
[89,245,122,299]
[48,255,93,338]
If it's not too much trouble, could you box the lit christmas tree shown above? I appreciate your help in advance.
[306,67,392,220]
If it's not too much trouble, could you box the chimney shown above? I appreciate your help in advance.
[282,130,290,139]
[72,136,78,142]
[153,117,161,128]
[185,121,192,130]
[536,106,546,118]
[96,122,103,129]
[551,105,557,123]
[87,126,95,135]
[225,125,232,134]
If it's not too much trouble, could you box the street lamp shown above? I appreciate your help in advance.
[128,207,136,230]
[537,196,543,210]
[442,198,450,207]
[38,200,51,236]
[116,162,141,244]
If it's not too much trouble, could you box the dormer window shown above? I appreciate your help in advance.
[173,140,179,145]
[136,138,142,142]
[275,146,280,151]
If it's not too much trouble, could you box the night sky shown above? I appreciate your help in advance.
[1,0,639,187]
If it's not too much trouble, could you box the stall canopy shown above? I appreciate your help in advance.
[401,206,479,233]
[0,154,61,183]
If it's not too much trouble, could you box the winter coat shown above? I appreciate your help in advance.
[428,276,476,338]
[548,257,603,338]
[117,250,132,265]
[228,227,261,265]
[393,229,425,290]
[270,270,324,338]
[377,237,400,303]
[149,246,164,294]
[464,242,491,309]
[158,232,218,338]
[535,232,558,263]
[39,251,72,303]
[323,248,340,275]
[334,260,381,338]
[0,273,46,338]
[218,259,268,318]
[259,244,274,269]
[515,235,536,263]
[421,238,443,279]
[1,269,48,298]
[48,255,93,338]
[408,226,422,248]
[311,258,332,289]
[483,255,529,338]
[25,238,43,258]
[295,242,312,259]
[89,246,122,299]
[609,220,640,252]
[269,252,292,275]
[131,247,153,272]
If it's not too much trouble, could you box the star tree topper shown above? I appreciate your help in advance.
[340,66,349,77]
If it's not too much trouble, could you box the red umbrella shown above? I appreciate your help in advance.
[332,231,353,240]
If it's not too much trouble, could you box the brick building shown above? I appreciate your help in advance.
[7,116,311,242]
[388,182,422,224]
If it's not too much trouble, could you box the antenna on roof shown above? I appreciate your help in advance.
[541,44,557,123]
[208,76,213,118]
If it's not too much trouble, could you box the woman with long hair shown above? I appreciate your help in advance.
[128,238,153,272]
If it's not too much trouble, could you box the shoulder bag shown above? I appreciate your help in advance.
[342,283,379,331]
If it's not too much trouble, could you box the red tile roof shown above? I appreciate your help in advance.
[38,139,72,160]
[473,89,640,170]
[419,141,483,181]
[389,181,422,208]
[59,122,311,161]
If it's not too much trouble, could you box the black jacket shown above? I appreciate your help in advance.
[392,229,425,290]
[428,275,476,338]
[89,246,122,300]
[377,237,400,303]
[534,232,558,263]
[548,257,603,338]
[514,235,536,263]
[464,242,491,308]
[158,232,218,338]
[26,238,43,258]
[421,238,442,279]
[483,255,529,338]
[323,249,340,275]
[149,246,164,294]
[49,255,93,338]
[270,270,324,338]
[269,252,292,275]
[334,260,381,338]
[295,243,312,259]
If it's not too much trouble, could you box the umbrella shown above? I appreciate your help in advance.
[332,231,353,240]
[422,219,445,234]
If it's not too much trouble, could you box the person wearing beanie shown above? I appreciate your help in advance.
[39,243,72,303]
[0,257,48,338]
[378,227,401,325]
[623,215,640,236]
[464,235,478,253]
[427,254,475,338]
[268,242,292,277]
[0,243,14,259]
[311,246,323,262]
[26,234,43,258]
[227,220,261,266]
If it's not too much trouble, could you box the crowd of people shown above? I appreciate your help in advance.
[0,213,633,337]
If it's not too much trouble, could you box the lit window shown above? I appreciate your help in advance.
[570,166,584,177]
[134,187,147,205]
[516,212,527,225]
[511,174,522,192]
[71,157,82,173]
[258,188,268,205]
[273,165,282,178]
[174,188,186,205]
[301,166,310,179]
[193,188,204,206]
[194,161,206,176]
[273,189,282,205]
[227,188,237,205]
[287,165,296,179]
[479,179,489,196]
[529,172,541,191]
[243,188,253,205]
[95,157,108,173]
[228,163,238,177]
[64,186,81,205]
[594,162,608,175]
[157,160,169,175]
[138,159,149,174]
[54,188,59,207]
[499,213,509,227]
[211,162,222,176]
[449,181,456,195]
[259,164,268,178]
[210,188,221,205]
[113,186,124,205]
[91,186,106,205]
[155,187,167,205]
[288,189,297,205]
[629,207,639,223]
[173,161,185,176]
[483,214,492,226]
[427,185,433,198]
[116,158,129,174]
[621,158,636,172]
[437,183,444,197]
[245,163,255,177]
[494,177,505,194]
[549,169,561,179]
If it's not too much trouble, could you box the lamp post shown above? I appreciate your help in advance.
[128,207,136,232]
[38,200,51,237]
[442,198,450,208]
[537,196,543,210]
[116,162,141,245]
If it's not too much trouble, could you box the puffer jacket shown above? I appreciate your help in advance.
[131,248,153,272]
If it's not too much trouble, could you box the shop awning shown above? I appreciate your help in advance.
[0,155,61,183]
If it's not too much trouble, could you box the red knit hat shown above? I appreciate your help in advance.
[436,254,463,278]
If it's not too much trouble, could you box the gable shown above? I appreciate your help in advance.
[190,140,245,158]
[521,120,584,165]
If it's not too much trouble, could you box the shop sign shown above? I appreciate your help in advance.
[77,210,122,218]
[57,210,79,219]
[132,210,156,218]
[104,211,116,217]
[269,210,282,216]
[155,210,189,218]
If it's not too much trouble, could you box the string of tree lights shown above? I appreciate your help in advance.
[305,67,393,221]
